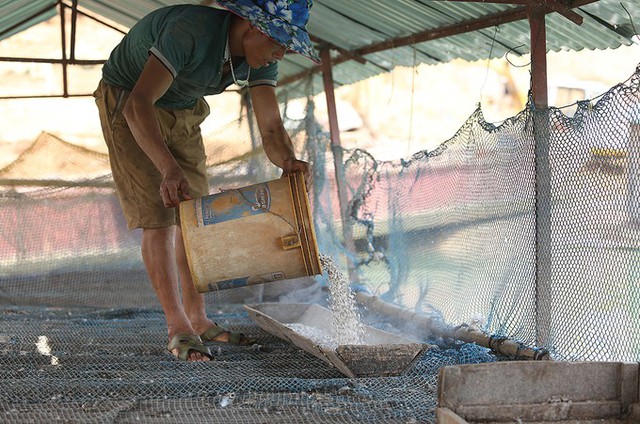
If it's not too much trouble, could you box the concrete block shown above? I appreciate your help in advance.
[437,361,639,423]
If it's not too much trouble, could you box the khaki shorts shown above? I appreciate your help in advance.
[94,79,210,230]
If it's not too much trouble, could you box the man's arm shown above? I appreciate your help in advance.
[122,54,190,208]
[250,84,312,187]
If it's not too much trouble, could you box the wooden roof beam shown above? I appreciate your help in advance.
[60,1,126,34]
[311,36,367,64]
[437,0,583,24]
[280,5,531,85]
[538,0,583,25]
[280,0,597,86]
[435,0,528,4]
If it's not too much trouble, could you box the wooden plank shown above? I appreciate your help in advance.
[438,362,640,422]
[620,362,640,415]
[336,343,424,377]
[458,400,621,421]
[245,303,429,377]
[245,303,353,375]
[436,407,469,424]
[438,362,634,407]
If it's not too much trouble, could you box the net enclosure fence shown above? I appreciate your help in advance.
[1,64,640,422]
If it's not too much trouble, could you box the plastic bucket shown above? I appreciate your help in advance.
[179,172,322,293]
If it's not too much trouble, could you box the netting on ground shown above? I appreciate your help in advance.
[1,64,640,422]
[0,305,497,423]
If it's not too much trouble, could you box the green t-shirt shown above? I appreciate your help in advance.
[102,5,278,109]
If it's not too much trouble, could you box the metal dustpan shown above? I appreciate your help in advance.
[244,302,429,378]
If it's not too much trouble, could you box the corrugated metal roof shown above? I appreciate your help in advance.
[0,0,57,40]
[1,0,639,99]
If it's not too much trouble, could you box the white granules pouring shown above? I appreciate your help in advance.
[319,253,365,345]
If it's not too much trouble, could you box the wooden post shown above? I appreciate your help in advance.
[528,2,552,349]
[629,120,640,222]
[529,4,548,109]
[69,0,78,62]
[320,49,358,282]
[59,0,68,98]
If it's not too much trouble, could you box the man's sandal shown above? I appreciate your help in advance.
[201,323,256,346]
[167,333,213,361]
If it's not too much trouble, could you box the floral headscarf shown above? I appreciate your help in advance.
[212,0,320,63]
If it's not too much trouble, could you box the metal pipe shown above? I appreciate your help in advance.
[70,0,78,62]
[320,48,358,283]
[59,0,69,98]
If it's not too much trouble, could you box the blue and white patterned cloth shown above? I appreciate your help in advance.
[213,0,320,63]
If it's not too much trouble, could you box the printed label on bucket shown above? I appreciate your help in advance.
[209,272,286,291]
[196,184,271,226]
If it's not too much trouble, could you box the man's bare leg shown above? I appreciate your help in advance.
[175,225,230,342]
[142,226,210,361]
